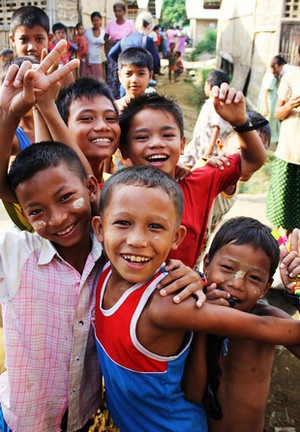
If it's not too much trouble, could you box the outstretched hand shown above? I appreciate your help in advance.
[211,82,247,126]
[0,40,79,118]
[279,228,300,292]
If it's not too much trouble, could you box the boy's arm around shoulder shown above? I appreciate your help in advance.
[147,292,300,346]
[212,83,267,178]
[253,301,300,358]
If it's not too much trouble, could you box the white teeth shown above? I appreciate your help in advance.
[122,255,150,263]
[57,224,75,236]
[147,155,168,161]
[92,138,111,144]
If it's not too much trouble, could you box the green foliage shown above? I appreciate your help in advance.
[191,28,217,61]
[160,0,188,27]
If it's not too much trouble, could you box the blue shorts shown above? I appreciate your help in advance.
[0,406,11,432]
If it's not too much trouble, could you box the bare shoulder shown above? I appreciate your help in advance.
[251,300,292,319]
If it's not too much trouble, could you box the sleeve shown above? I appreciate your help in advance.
[108,40,122,61]
[0,231,41,302]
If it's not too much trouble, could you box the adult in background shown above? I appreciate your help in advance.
[104,2,134,99]
[266,47,300,234]
[108,10,158,96]
[85,11,105,80]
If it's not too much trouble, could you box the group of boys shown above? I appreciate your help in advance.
[0,4,299,432]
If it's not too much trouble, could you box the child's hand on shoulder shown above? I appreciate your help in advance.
[212,82,247,126]
[205,155,231,171]
[175,163,191,180]
[157,259,206,308]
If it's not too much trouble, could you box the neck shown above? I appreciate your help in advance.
[117,17,125,24]
[90,160,104,183]
[54,232,92,274]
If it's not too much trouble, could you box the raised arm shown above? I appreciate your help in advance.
[211,83,267,179]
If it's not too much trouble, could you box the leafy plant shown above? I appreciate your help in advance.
[191,28,217,61]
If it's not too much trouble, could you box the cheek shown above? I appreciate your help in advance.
[72,197,85,209]
[31,220,47,231]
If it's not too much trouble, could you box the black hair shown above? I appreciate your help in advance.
[271,55,286,67]
[0,56,40,84]
[56,77,118,124]
[52,22,67,34]
[208,217,280,279]
[75,22,83,31]
[118,47,153,72]
[10,6,50,35]
[91,11,102,20]
[113,2,126,12]
[119,93,184,154]
[247,110,271,149]
[206,69,229,87]
[175,50,181,57]
[8,141,86,192]
[99,166,184,225]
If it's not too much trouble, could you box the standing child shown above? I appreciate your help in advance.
[181,69,232,164]
[92,166,300,432]
[49,22,78,66]
[119,89,267,269]
[85,11,106,80]
[183,217,300,432]
[174,50,184,82]
[166,41,176,81]
[0,50,104,431]
[73,22,89,77]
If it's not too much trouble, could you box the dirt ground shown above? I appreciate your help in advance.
[89,72,300,431]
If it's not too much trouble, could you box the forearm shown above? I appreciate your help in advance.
[275,101,293,120]
[33,107,51,141]
[238,129,267,176]
[0,108,20,201]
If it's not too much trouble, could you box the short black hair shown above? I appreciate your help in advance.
[91,11,102,20]
[0,56,40,84]
[56,77,118,124]
[99,166,184,225]
[52,22,67,34]
[206,69,229,87]
[271,55,286,68]
[119,93,184,155]
[113,2,126,12]
[118,47,153,72]
[247,110,271,149]
[10,6,50,35]
[208,217,280,279]
[8,141,86,193]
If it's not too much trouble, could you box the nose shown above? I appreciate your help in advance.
[48,207,68,227]
[94,117,110,131]
[126,229,148,248]
[148,135,165,149]
[26,42,36,53]
[227,271,246,291]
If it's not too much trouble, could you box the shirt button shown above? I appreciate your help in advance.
[72,388,76,394]
[76,357,80,361]
[79,320,84,326]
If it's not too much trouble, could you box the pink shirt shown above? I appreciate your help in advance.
[0,230,103,431]
[105,19,134,41]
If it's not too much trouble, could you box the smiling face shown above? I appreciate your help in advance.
[15,163,97,259]
[10,25,49,61]
[67,94,120,169]
[204,243,272,311]
[118,64,152,99]
[124,108,185,178]
[92,184,186,286]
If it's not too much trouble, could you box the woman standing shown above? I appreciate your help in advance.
[266,48,300,234]
[105,2,134,98]
[85,11,105,80]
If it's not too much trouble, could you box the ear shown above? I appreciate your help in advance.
[118,69,121,80]
[261,279,273,298]
[47,33,53,44]
[9,34,15,44]
[86,175,98,203]
[91,215,104,243]
[216,138,223,153]
[170,225,187,251]
[180,136,186,153]
[202,253,210,273]
[149,71,154,81]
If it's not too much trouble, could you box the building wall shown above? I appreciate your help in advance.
[216,0,284,106]
[190,18,218,46]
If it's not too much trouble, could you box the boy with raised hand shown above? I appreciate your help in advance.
[119,88,267,269]
[183,217,300,432]
[92,166,300,432]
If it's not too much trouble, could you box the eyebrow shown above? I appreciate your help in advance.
[221,256,268,275]
[133,125,178,133]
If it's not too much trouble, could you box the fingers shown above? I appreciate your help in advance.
[289,228,299,252]
[45,60,79,86]
[10,61,32,88]
[205,155,231,170]
[211,83,243,104]
[38,39,68,74]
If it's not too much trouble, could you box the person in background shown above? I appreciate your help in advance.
[271,54,296,77]
[49,22,78,66]
[104,2,134,99]
[0,49,13,64]
[174,50,184,82]
[73,22,89,77]
[9,5,50,62]
[181,69,231,165]
[85,11,105,80]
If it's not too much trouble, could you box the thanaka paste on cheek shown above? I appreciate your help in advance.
[72,197,85,209]
[32,220,47,231]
